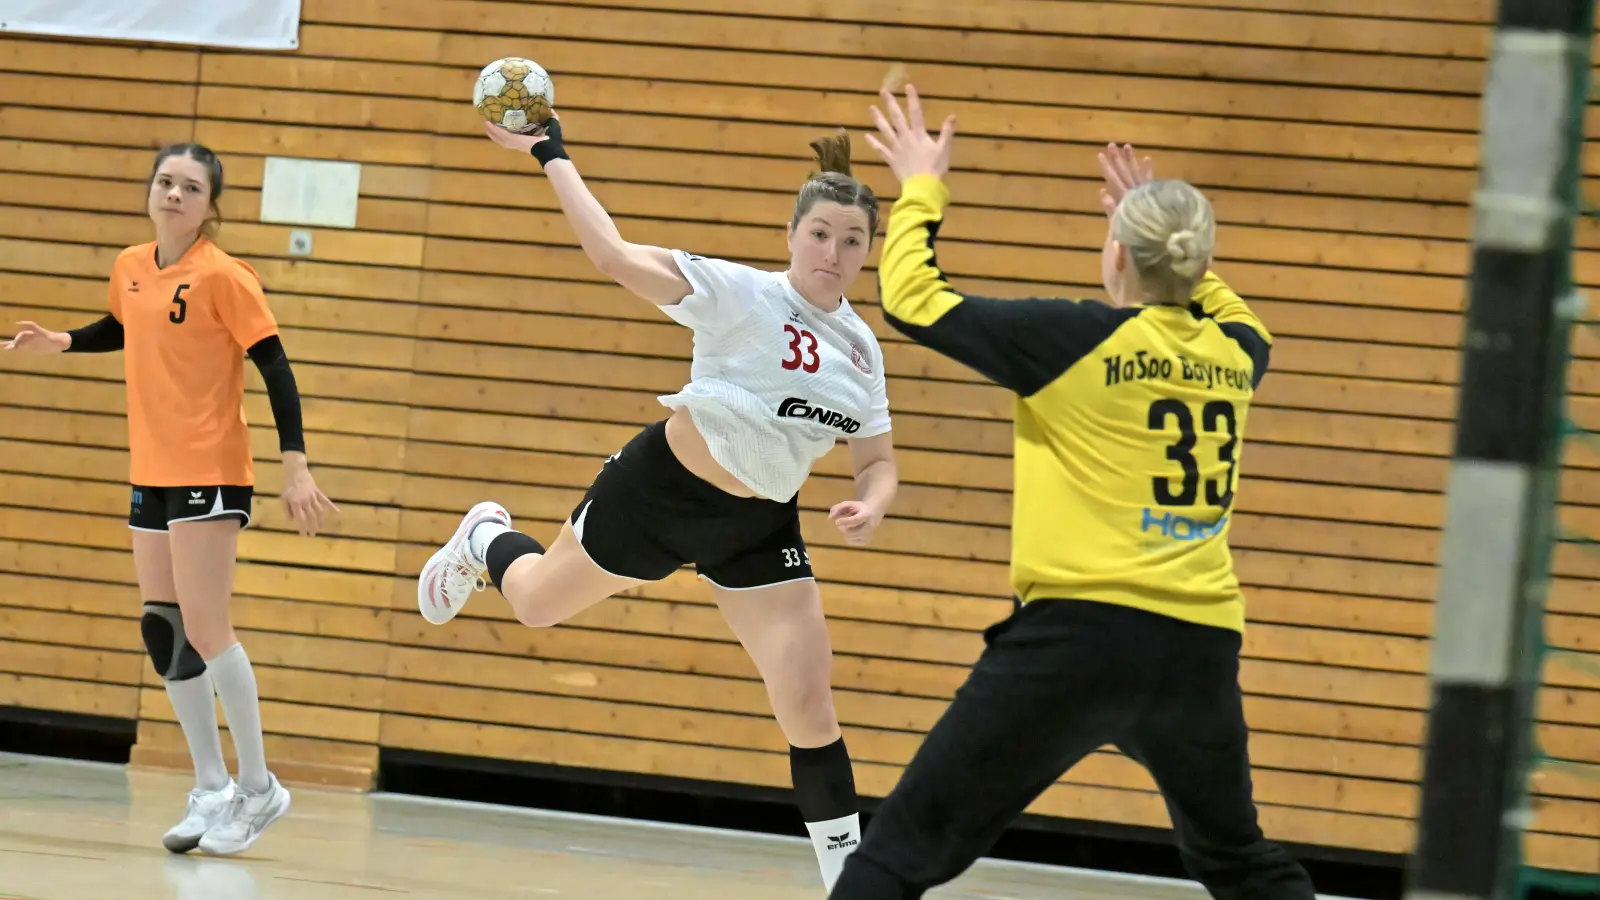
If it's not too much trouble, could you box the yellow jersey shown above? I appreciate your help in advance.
[878,174,1272,633]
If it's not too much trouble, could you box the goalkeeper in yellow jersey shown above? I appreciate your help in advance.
[829,87,1316,900]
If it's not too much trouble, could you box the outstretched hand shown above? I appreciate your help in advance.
[863,84,957,183]
[483,113,559,154]
[2,321,69,354]
[1097,143,1155,216]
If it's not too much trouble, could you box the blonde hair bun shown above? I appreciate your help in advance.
[1166,230,1207,279]
[1112,179,1216,303]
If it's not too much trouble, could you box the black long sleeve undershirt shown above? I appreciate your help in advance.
[246,335,306,454]
[63,315,124,353]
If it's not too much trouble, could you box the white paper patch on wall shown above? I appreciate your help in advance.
[260,157,361,229]
[0,0,302,50]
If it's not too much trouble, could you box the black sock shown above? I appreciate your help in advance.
[790,736,858,823]
[485,531,544,589]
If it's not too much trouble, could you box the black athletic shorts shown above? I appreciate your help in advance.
[569,420,814,590]
[129,485,254,532]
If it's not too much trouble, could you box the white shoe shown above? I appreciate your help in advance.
[197,773,290,856]
[418,501,512,625]
[162,781,237,853]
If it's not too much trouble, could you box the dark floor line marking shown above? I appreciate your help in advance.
[0,847,102,861]
[273,876,409,894]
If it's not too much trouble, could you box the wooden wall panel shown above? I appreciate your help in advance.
[0,0,1595,872]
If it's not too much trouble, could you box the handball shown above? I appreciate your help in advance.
[473,57,554,134]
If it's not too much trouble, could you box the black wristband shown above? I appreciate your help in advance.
[530,118,569,167]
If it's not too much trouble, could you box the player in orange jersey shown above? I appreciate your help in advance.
[4,143,337,857]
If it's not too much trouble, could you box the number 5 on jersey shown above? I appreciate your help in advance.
[782,324,819,373]
[169,283,191,324]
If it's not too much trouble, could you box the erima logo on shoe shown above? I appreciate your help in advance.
[826,832,858,850]
[778,397,860,434]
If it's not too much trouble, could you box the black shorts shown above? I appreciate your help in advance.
[569,421,814,590]
[129,485,254,532]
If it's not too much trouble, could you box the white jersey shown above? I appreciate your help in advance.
[655,250,892,502]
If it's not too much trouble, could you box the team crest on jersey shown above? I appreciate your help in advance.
[849,344,872,374]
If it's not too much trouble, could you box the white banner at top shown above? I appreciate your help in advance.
[0,0,302,50]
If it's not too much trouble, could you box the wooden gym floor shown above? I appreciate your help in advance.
[0,751,1318,900]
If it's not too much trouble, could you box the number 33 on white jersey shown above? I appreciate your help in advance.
[654,250,892,503]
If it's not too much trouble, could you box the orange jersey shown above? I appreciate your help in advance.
[107,239,279,487]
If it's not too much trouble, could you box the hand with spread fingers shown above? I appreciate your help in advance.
[483,114,567,170]
[863,84,957,183]
[1097,142,1156,216]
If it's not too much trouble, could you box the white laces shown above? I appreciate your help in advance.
[213,783,272,833]
[441,550,487,599]
[218,789,249,822]
[189,785,229,809]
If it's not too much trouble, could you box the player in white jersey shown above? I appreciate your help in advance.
[415,112,899,892]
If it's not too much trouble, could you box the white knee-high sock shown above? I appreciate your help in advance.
[206,643,270,794]
[163,672,230,793]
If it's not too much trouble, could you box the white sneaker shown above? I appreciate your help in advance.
[418,501,512,625]
[163,781,237,853]
[197,773,290,856]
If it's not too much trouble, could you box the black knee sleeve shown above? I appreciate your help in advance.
[141,602,207,682]
[485,531,544,589]
[791,736,858,823]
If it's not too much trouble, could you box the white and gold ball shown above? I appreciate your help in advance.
[473,57,554,134]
